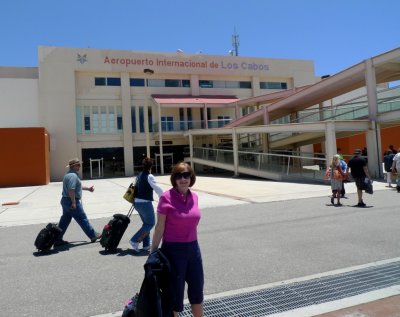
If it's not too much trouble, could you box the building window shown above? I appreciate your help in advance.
[100,106,107,132]
[95,77,121,86]
[107,77,121,86]
[76,105,122,134]
[147,79,165,87]
[161,116,174,131]
[108,107,115,131]
[131,106,136,133]
[199,80,251,89]
[84,107,90,133]
[260,82,288,90]
[117,106,123,131]
[199,80,213,88]
[239,81,252,89]
[217,116,231,127]
[179,108,185,130]
[130,78,145,87]
[95,77,106,86]
[187,108,193,129]
[146,79,190,87]
[165,79,181,87]
[148,107,153,132]
[139,107,145,133]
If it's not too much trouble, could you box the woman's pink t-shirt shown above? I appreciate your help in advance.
[157,188,201,243]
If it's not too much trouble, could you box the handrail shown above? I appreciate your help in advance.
[192,147,327,181]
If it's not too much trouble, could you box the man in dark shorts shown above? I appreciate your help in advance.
[347,149,372,207]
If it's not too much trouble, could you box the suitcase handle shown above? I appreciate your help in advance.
[127,205,135,218]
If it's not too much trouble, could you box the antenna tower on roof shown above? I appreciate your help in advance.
[231,26,240,56]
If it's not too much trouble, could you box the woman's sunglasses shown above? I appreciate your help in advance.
[174,172,191,180]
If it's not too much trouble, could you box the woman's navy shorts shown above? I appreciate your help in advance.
[161,240,204,312]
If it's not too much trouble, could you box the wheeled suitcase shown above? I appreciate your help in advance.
[100,206,134,252]
[34,223,63,251]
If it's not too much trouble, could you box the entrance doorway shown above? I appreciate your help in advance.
[154,153,174,174]
[81,147,124,179]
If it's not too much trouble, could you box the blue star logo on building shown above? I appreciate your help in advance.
[77,54,88,64]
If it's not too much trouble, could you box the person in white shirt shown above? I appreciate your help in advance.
[391,149,400,192]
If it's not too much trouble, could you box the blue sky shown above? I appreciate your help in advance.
[1,0,399,76]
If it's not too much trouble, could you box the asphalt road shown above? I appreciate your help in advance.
[1,189,399,317]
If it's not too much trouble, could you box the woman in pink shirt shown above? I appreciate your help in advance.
[151,162,204,317]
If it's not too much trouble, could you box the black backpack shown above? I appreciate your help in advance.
[34,223,63,251]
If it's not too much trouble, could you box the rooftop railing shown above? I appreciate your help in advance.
[152,118,232,133]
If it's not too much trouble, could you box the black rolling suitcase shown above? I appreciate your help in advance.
[100,206,134,252]
[34,223,63,252]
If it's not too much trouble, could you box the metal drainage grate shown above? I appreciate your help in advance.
[179,261,400,317]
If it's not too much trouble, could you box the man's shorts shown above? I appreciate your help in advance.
[354,177,364,190]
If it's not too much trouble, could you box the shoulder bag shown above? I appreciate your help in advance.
[123,174,140,203]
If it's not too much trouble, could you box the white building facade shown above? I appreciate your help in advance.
[2,46,318,181]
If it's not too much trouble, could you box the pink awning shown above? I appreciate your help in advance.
[152,95,239,105]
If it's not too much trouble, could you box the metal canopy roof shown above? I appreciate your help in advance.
[152,94,239,107]
[226,47,400,127]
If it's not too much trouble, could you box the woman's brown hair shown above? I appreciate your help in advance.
[170,161,196,187]
[142,157,153,171]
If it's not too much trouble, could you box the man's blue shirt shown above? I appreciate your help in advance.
[62,170,82,199]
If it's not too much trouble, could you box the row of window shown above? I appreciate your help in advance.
[94,77,287,90]
[94,77,190,88]
[76,105,231,134]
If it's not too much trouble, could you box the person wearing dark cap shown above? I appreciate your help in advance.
[54,158,101,246]
[347,149,372,207]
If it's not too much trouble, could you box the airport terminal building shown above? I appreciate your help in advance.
[1,46,318,183]
[1,46,399,186]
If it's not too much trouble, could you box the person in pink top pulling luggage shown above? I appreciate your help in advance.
[150,161,204,317]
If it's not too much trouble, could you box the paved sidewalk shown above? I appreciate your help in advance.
[1,176,398,316]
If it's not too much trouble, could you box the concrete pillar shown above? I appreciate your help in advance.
[189,133,194,168]
[324,121,336,168]
[261,133,269,153]
[144,102,150,157]
[121,73,134,176]
[364,58,380,178]
[318,103,324,121]
[365,58,378,121]
[232,128,239,176]
[263,106,270,125]
[203,106,208,129]
[366,121,381,178]
[235,102,240,120]
[157,103,164,174]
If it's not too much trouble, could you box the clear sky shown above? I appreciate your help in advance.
[1,0,399,76]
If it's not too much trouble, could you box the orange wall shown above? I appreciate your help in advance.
[380,125,400,154]
[336,133,366,156]
[0,128,50,187]
[313,125,400,158]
